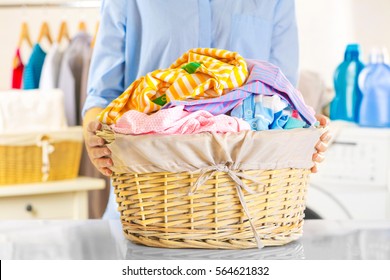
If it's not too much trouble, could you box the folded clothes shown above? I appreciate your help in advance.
[98,48,248,124]
[110,106,251,135]
[0,89,68,134]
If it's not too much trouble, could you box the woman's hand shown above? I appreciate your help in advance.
[85,120,113,177]
[311,114,331,173]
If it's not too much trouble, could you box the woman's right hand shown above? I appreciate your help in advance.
[85,120,113,176]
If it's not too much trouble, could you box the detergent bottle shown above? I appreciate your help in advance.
[330,44,365,122]
[358,47,390,127]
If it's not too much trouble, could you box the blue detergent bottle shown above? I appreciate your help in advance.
[330,44,365,122]
[358,47,390,127]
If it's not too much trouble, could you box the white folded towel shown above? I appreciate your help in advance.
[0,89,68,134]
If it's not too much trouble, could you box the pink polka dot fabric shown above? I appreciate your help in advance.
[111,106,251,135]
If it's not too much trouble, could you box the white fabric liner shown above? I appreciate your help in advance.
[0,126,83,146]
[107,127,323,174]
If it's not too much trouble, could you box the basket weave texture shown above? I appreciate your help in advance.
[0,140,82,185]
[112,167,310,249]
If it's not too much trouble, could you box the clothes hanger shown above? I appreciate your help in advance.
[37,21,53,45]
[17,22,33,49]
[91,21,99,48]
[78,21,87,32]
[56,21,71,43]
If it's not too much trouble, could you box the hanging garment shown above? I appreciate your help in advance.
[58,32,91,126]
[39,43,64,89]
[11,48,24,89]
[79,146,110,219]
[58,34,109,217]
[78,47,110,219]
[80,48,93,117]
[98,48,248,125]
[23,44,46,90]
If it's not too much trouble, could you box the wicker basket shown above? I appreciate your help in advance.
[0,127,83,185]
[112,168,309,249]
[99,127,321,250]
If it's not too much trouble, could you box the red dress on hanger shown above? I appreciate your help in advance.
[12,48,24,89]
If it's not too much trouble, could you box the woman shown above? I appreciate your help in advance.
[83,0,330,218]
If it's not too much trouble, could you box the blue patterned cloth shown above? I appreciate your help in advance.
[231,94,292,131]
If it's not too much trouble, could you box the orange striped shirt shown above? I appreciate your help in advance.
[99,48,248,124]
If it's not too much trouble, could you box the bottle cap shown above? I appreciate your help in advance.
[344,43,361,60]
[346,44,360,53]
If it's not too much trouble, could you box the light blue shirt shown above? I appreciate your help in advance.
[83,0,299,116]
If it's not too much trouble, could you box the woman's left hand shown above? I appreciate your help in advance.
[312,114,331,173]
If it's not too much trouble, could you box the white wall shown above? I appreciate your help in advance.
[296,0,390,87]
[0,0,390,90]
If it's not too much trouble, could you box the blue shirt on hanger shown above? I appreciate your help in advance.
[23,44,46,90]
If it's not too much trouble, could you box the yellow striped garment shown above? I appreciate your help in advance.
[98,48,248,125]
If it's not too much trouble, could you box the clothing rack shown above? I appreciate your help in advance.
[0,1,100,8]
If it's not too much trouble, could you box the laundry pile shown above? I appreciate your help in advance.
[99,48,317,135]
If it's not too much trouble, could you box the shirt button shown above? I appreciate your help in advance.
[251,122,257,129]
[245,109,253,116]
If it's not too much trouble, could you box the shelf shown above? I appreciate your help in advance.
[0,177,105,197]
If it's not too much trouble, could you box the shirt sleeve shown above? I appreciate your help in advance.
[82,0,127,117]
[269,0,299,86]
